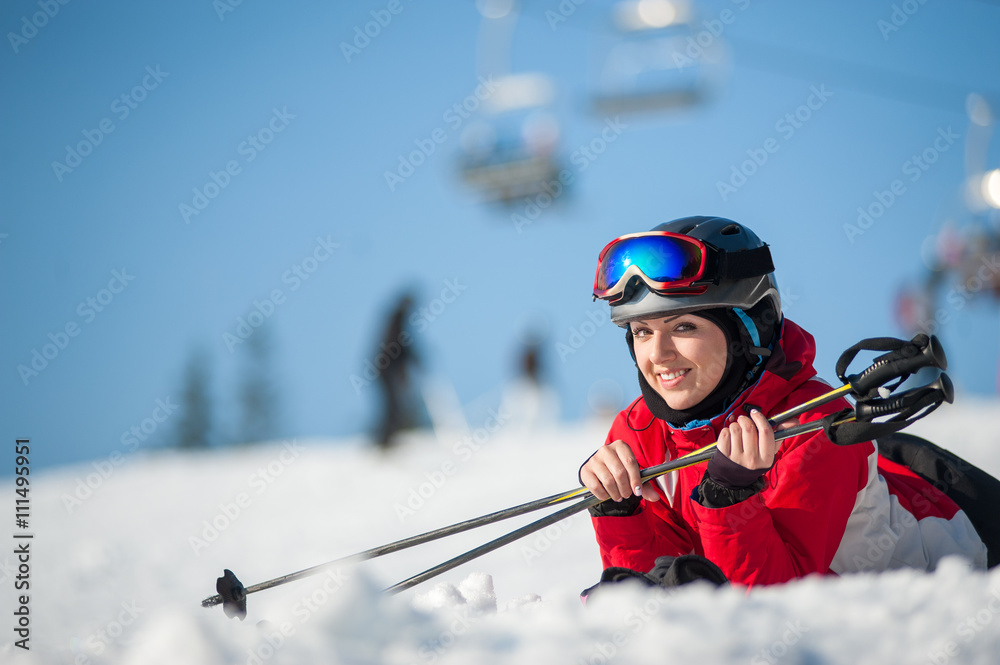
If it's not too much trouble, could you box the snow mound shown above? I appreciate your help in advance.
[97,563,1000,665]
[4,404,1000,663]
[413,571,497,614]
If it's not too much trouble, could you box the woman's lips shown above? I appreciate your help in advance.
[657,368,690,389]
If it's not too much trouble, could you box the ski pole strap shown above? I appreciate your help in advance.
[836,334,947,396]
[822,374,954,446]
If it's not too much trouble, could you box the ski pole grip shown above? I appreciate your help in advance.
[840,334,947,396]
[854,373,954,422]
[824,373,953,446]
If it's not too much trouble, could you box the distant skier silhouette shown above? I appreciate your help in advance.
[500,331,560,430]
[373,293,421,451]
[520,337,541,386]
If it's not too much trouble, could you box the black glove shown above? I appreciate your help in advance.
[695,448,770,508]
[646,554,728,587]
[588,493,642,517]
[581,554,728,600]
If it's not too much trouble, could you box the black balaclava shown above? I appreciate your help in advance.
[626,307,768,428]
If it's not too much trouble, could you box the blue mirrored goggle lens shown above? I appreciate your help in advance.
[597,236,703,291]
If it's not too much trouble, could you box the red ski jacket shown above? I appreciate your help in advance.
[591,319,986,587]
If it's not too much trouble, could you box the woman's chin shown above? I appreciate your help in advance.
[657,390,697,411]
[665,399,695,411]
[646,374,709,411]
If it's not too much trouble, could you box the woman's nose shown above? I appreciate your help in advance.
[648,332,677,365]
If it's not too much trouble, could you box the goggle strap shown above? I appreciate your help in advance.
[716,244,774,282]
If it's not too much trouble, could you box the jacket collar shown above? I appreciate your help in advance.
[624,319,818,446]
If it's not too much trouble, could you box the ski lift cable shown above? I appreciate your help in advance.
[503,2,999,114]
[726,36,1000,115]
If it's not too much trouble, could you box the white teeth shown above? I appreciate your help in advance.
[659,369,689,381]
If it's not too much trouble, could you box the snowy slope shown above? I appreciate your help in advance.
[4,398,1000,665]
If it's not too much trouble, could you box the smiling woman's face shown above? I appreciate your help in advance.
[629,313,728,411]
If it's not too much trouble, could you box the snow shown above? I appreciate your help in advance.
[4,397,1000,664]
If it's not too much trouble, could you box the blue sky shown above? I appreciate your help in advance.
[2,0,999,471]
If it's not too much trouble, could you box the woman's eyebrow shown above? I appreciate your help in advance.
[631,314,684,331]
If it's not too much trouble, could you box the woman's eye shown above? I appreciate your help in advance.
[674,322,696,333]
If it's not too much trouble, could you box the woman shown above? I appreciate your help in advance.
[580,216,987,589]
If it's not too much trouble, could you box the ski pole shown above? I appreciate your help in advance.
[203,334,948,615]
[201,380,855,612]
[386,494,604,594]
[385,373,955,593]
[384,413,853,593]
[210,374,953,615]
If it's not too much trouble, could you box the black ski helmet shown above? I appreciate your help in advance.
[607,216,781,333]
[601,216,783,425]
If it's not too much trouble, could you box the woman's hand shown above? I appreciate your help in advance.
[716,409,777,471]
[580,440,661,503]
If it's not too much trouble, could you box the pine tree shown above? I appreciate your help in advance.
[238,325,280,445]
[177,350,213,450]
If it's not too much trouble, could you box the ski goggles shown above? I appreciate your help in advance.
[593,232,774,303]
